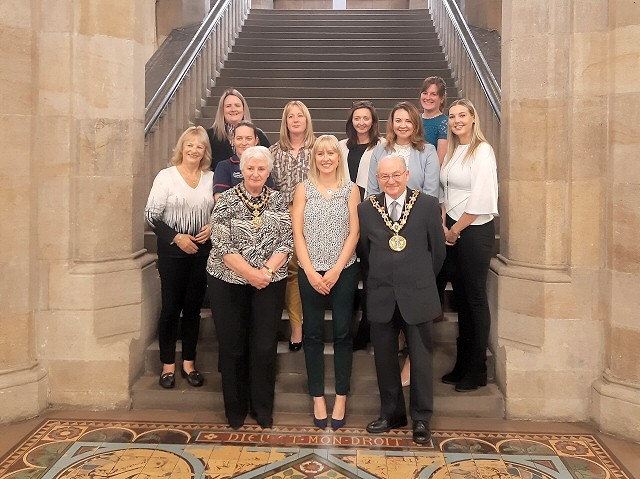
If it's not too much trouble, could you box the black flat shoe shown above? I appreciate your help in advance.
[159,372,175,389]
[181,368,204,387]
[313,415,328,430]
[289,341,302,351]
[366,416,407,434]
[412,420,431,445]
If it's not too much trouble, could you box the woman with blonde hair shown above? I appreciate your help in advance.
[207,88,270,171]
[145,126,214,389]
[292,135,360,430]
[439,99,498,392]
[269,100,316,351]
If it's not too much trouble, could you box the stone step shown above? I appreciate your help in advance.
[204,97,444,110]
[230,44,441,54]
[226,52,446,62]
[222,60,450,70]
[217,68,454,81]
[207,86,453,101]
[143,314,470,376]
[132,350,502,418]
[234,38,442,48]
[241,23,435,32]
[183,308,458,341]
[214,77,446,89]
[247,9,431,19]
[239,30,438,38]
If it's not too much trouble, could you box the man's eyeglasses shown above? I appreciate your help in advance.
[377,171,406,182]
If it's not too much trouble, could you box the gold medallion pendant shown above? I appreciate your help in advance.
[235,183,270,230]
[369,190,420,253]
[389,234,407,252]
[252,213,263,229]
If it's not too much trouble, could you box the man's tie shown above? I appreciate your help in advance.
[390,200,401,222]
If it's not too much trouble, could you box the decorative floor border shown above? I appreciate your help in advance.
[0,420,633,479]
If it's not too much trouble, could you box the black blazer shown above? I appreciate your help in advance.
[358,189,445,325]
[206,127,271,172]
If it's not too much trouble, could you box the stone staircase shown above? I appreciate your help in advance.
[134,8,504,418]
[131,306,502,418]
[195,9,458,139]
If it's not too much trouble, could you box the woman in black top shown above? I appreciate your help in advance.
[338,101,381,351]
[206,88,270,172]
[338,100,381,200]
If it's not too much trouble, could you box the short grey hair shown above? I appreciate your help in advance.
[377,154,406,173]
[240,145,274,172]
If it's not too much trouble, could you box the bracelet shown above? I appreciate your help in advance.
[265,266,274,276]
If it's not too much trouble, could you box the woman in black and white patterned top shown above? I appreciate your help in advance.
[207,145,293,430]
[145,126,214,390]
[291,135,360,431]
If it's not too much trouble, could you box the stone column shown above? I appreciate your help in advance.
[0,1,48,422]
[495,0,640,438]
[2,0,161,416]
[492,0,605,420]
[590,2,640,441]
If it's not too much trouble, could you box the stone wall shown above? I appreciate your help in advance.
[496,0,640,440]
[156,0,211,46]
[0,0,159,421]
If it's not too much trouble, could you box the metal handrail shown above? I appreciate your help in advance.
[144,0,231,135]
[435,0,501,121]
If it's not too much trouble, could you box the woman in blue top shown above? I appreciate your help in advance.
[213,120,275,201]
[420,76,448,165]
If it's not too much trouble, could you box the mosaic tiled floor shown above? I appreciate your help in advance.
[0,420,633,479]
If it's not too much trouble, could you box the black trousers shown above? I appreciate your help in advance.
[157,254,208,365]
[298,263,358,397]
[208,276,286,426]
[445,215,495,371]
[370,304,434,422]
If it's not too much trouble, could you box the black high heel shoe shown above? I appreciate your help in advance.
[289,341,302,352]
[313,416,328,430]
[331,416,346,431]
[181,367,204,387]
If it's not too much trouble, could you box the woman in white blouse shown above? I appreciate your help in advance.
[439,99,498,392]
[145,126,215,390]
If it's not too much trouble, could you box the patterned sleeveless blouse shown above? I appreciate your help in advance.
[301,180,357,272]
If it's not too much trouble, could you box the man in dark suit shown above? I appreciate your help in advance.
[358,154,445,445]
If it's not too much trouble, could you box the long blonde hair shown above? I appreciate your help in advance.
[211,88,252,142]
[444,99,487,165]
[277,100,315,151]
[308,135,348,189]
[170,126,212,171]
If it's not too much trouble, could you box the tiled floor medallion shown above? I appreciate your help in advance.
[0,420,632,479]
